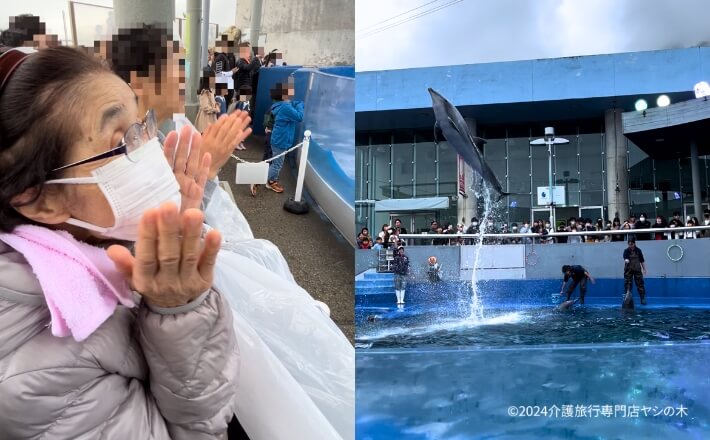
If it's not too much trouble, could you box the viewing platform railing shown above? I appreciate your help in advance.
[395,225,710,245]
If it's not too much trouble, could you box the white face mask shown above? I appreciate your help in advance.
[639,217,645,222]
[45,138,181,241]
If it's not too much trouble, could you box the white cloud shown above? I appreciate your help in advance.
[356,0,710,72]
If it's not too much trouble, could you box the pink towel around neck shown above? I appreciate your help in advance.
[0,225,134,341]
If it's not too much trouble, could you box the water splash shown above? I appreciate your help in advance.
[468,183,501,321]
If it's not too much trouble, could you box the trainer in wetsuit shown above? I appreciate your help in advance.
[623,238,647,305]
[392,246,410,305]
[560,265,595,304]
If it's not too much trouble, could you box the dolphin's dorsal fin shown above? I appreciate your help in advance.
[470,136,488,146]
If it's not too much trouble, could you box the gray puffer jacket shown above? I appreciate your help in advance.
[0,241,239,439]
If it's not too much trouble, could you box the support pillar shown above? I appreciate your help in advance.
[201,0,211,68]
[250,0,264,46]
[690,138,703,219]
[605,108,629,221]
[183,0,202,121]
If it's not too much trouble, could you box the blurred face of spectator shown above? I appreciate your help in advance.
[656,216,663,224]
[31,33,60,49]
[395,219,401,228]
[15,72,142,240]
[239,45,251,60]
[361,228,369,236]
[437,227,443,234]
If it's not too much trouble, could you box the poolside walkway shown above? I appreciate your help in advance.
[218,134,354,343]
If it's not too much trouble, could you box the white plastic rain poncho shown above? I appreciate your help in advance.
[202,182,354,440]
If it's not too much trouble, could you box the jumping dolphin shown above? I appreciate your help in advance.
[558,298,578,311]
[622,291,634,310]
[428,88,510,199]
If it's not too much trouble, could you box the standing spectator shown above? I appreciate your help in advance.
[668,211,683,239]
[194,67,220,133]
[372,237,384,250]
[634,213,651,240]
[701,209,710,237]
[378,224,390,241]
[212,31,238,105]
[623,239,647,305]
[611,218,624,242]
[653,215,667,240]
[266,81,304,193]
[394,218,407,235]
[393,247,410,305]
[251,102,276,197]
[684,219,697,239]
[556,222,568,244]
[235,42,260,103]
[509,223,521,244]
[358,237,372,249]
[542,221,554,244]
[519,220,532,244]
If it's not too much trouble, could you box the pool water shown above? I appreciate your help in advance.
[356,306,710,349]
[356,342,710,440]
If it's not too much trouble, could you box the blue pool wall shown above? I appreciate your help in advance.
[356,240,710,306]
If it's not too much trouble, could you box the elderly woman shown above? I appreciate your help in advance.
[0,46,238,438]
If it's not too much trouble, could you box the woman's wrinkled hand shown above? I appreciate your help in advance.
[107,203,221,308]
[163,125,212,212]
[201,110,252,179]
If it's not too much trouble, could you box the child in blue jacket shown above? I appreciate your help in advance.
[265,82,304,193]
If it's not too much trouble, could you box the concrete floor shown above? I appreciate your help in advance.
[218,134,354,342]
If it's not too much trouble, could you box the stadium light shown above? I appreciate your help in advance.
[656,95,670,107]
[634,99,648,112]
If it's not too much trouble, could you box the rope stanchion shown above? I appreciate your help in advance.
[232,131,311,215]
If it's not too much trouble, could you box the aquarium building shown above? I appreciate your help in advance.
[355,47,710,233]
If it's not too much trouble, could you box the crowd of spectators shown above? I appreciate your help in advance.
[357,209,710,248]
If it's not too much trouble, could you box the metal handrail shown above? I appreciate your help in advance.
[396,225,710,240]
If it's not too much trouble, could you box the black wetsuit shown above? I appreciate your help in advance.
[623,246,646,302]
[393,254,409,290]
[564,265,588,303]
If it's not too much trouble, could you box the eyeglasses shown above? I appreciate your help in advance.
[51,109,157,172]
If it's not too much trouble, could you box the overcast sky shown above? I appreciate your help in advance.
[0,0,237,45]
[356,0,710,72]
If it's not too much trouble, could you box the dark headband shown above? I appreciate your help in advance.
[0,48,31,96]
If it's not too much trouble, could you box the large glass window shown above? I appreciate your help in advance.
[654,158,682,219]
[531,141,549,206]
[392,133,414,198]
[483,138,507,190]
[578,133,604,206]
[627,140,654,218]
[554,136,579,206]
[438,141,458,196]
[415,139,438,197]
[370,133,392,200]
[355,144,368,201]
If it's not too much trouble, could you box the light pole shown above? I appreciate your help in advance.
[530,127,569,228]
